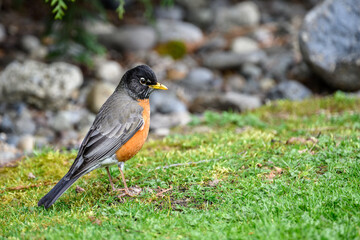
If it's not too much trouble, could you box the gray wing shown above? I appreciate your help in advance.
[67,92,144,177]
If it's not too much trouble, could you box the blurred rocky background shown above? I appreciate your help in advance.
[0,0,359,165]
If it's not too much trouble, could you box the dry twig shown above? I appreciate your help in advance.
[156,185,173,197]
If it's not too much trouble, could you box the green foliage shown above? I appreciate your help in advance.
[45,0,108,65]
[44,0,174,65]
[46,0,123,20]
[46,0,75,19]
[46,0,174,20]
[115,0,125,18]
[156,40,187,59]
[161,0,174,6]
[2,94,360,238]
[140,0,154,20]
[333,90,357,105]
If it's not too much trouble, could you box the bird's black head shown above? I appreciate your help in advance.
[118,65,167,99]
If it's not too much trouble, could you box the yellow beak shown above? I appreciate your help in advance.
[149,82,168,90]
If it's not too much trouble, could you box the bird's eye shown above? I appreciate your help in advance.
[140,77,146,85]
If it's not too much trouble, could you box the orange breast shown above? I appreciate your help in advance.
[115,99,150,162]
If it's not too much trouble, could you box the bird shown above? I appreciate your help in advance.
[38,65,168,209]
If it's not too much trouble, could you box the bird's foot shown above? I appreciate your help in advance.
[114,186,142,198]
[115,188,134,197]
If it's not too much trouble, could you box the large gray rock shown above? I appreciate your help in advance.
[268,0,307,20]
[150,91,187,114]
[14,108,36,135]
[0,115,14,133]
[0,60,83,109]
[226,75,246,92]
[94,58,123,83]
[231,37,259,54]
[266,80,312,101]
[86,82,115,113]
[264,49,294,81]
[180,67,215,90]
[98,26,156,51]
[49,110,77,132]
[155,20,203,43]
[176,0,207,9]
[166,63,189,80]
[21,35,41,52]
[202,50,266,69]
[17,135,35,153]
[241,63,263,80]
[198,37,227,52]
[21,35,49,60]
[299,0,360,91]
[50,108,95,132]
[0,24,5,42]
[84,20,116,35]
[150,112,191,130]
[190,92,262,113]
[0,141,22,167]
[176,0,212,27]
[0,103,35,135]
[155,6,184,20]
[77,110,96,133]
[187,8,214,28]
[215,1,260,31]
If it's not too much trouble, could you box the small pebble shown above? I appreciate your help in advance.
[76,186,85,193]
[28,172,36,179]
[208,178,219,187]
[17,135,35,153]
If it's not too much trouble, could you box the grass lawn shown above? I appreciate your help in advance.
[1,92,360,239]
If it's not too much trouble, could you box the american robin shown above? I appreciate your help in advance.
[38,65,167,209]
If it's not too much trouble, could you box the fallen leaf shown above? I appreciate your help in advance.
[274,167,283,174]
[76,186,85,193]
[156,185,173,197]
[28,172,36,179]
[267,172,276,180]
[265,166,284,181]
[208,179,219,187]
[88,216,101,225]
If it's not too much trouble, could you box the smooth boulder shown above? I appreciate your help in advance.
[0,60,83,109]
[299,0,360,91]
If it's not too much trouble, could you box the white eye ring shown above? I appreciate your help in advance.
[140,77,146,85]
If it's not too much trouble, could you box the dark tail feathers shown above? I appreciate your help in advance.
[38,174,81,209]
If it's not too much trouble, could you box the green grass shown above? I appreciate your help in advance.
[1,92,360,239]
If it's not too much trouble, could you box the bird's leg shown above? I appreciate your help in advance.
[106,167,116,191]
[117,162,134,197]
